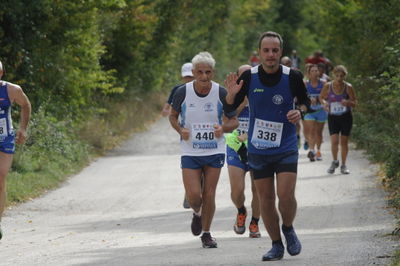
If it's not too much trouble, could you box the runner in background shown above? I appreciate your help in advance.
[281,56,301,149]
[249,51,261,67]
[0,60,32,240]
[226,64,261,238]
[161,62,195,209]
[303,64,327,161]
[317,63,331,82]
[320,65,356,174]
[290,50,301,70]
[161,63,194,117]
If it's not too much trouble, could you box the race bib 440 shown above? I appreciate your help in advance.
[191,123,218,149]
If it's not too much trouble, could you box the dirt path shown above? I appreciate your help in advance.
[0,118,396,265]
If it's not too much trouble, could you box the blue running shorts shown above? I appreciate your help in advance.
[0,136,15,154]
[304,109,327,123]
[226,146,250,171]
[181,153,225,169]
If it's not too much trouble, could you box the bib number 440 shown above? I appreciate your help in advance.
[195,131,214,141]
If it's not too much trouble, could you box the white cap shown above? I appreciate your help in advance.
[181,62,193,77]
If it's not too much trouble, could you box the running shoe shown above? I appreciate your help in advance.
[201,232,217,248]
[262,242,284,261]
[316,150,322,161]
[303,141,308,150]
[307,150,316,162]
[191,213,202,236]
[282,226,302,256]
[327,160,339,174]
[340,165,350,174]
[0,224,2,240]
[233,212,247,234]
[249,221,261,238]
[183,196,190,209]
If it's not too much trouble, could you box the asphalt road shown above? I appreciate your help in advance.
[1,117,397,265]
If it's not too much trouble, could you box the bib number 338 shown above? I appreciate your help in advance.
[251,118,283,149]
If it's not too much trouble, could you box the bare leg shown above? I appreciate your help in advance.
[303,120,314,149]
[182,168,203,213]
[315,122,325,151]
[276,172,297,226]
[340,135,349,165]
[0,152,13,221]
[330,134,339,161]
[228,165,246,209]
[201,166,221,231]
[254,175,280,241]
[250,172,260,219]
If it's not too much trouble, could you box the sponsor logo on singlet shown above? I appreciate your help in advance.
[272,94,284,105]
[253,88,264,93]
[203,102,214,112]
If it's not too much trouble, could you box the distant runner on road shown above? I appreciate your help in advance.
[161,62,195,209]
[303,64,327,162]
[225,64,261,238]
[225,31,310,261]
[169,52,238,248]
[320,65,356,174]
[161,62,195,117]
[0,60,31,240]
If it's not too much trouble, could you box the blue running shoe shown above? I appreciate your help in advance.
[262,243,284,261]
[303,141,308,150]
[282,226,302,256]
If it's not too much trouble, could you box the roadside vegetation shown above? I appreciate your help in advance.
[1,0,399,262]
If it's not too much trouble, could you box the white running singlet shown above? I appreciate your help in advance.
[180,81,226,156]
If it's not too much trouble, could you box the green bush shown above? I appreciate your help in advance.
[8,106,89,203]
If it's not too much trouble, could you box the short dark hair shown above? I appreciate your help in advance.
[258,31,283,49]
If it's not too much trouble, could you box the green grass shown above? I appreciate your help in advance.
[6,91,165,205]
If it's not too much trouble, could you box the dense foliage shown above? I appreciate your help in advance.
[298,0,400,207]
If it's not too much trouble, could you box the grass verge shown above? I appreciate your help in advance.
[6,91,165,205]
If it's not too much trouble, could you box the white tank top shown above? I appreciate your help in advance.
[180,81,226,156]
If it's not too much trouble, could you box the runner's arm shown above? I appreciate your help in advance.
[319,83,330,111]
[169,86,189,140]
[236,97,248,115]
[220,86,238,133]
[9,83,31,144]
[289,70,310,121]
[343,84,357,108]
[161,103,171,117]
[221,115,238,134]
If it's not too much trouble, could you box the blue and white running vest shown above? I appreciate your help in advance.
[179,81,225,156]
[247,65,297,155]
[0,81,14,144]
[306,79,324,111]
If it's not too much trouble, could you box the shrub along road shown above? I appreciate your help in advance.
[0,118,397,265]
